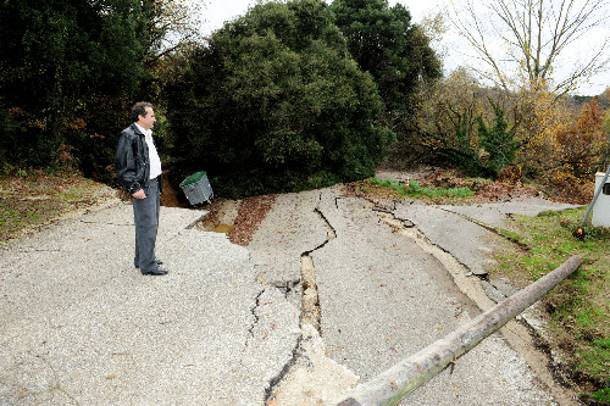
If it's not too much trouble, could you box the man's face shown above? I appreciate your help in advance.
[138,107,156,130]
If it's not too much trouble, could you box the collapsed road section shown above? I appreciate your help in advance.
[266,192,359,405]
[303,189,558,405]
[300,196,338,332]
[258,188,559,405]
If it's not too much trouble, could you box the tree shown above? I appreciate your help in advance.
[414,69,486,174]
[604,108,610,138]
[330,0,441,132]
[0,0,194,177]
[165,0,394,197]
[478,103,518,176]
[451,0,610,95]
[555,97,606,177]
[413,68,522,177]
[140,0,204,64]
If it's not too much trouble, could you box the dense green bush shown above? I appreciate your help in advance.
[0,0,170,179]
[435,105,517,178]
[331,0,441,138]
[478,104,518,176]
[166,0,394,197]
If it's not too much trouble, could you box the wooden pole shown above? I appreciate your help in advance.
[338,255,582,406]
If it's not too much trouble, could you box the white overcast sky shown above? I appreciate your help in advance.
[191,0,609,96]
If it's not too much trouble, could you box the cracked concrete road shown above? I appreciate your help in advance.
[437,198,577,228]
[251,188,575,405]
[1,189,578,405]
[0,203,300,405]
[310,191,553,404]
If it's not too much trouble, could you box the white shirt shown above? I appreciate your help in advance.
[135,123,162,180]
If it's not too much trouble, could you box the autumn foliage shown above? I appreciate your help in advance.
[412,74,609,203]
[541,98,607,203]
[554,98,606,178]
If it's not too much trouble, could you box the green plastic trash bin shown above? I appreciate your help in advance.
[179,171,214,205]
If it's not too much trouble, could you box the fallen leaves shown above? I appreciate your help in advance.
[228,194,277,246]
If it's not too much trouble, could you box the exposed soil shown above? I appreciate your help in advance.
[0,170,114,243]
[198,198,225,230]
[228,195,277,246]
[194,193,277,246]
[160,172,186,208]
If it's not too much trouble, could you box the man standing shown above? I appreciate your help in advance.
[115,102,168,276]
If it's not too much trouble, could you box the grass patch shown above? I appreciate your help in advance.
[0,169,110,242]
[58,186,93,203]
[578,338,610,380]
[494,226,530,249]
[592,387,610,403]
[492,207,610,397]
[370,178,474,201]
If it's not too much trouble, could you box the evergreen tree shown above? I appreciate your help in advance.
[478,105,518,176]
[166,0,394,197]
[330,0,441,134]
[0,0,177,178]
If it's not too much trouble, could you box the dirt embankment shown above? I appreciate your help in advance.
[0,170,115,243]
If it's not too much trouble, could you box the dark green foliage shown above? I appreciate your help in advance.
[330,0,441,132]
[433,107,493,178]
[435,104,517,178]
[0,0,166,179]
[452,112,484,175]
[166,0,394,197]
[477,104,518,176]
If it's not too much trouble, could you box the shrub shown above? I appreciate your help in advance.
[0,1,180,180]
[478,103,518,176]
[166,0,394,197]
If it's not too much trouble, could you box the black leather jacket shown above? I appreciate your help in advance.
[115,123,161,194]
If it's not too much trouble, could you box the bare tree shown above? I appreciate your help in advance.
[144,0,206,65]
[451,0,610,96]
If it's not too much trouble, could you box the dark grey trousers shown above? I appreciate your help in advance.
[133,177,160,272]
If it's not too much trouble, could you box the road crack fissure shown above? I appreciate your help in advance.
[1,248,65,253]
[302,207,337,256]
[300,255,321,333]
[264,335,304,402]
[437,207,530,251]
[271,279,301,299]
[245,289,266,346]
[266,194,337,400]
[381,207,480,278]
[79,220,133,227]
[299,194,337,332]
[514,316,575,388]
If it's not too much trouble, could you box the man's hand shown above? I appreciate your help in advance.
[132,189,146,200]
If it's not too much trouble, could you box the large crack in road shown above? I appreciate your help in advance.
[373,204,578,406]
[253,189,576,405]
[265,192,358,405]
[300,193,338,332]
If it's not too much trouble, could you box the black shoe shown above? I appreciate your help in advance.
[134,258,163,269]
[141,266,169,276]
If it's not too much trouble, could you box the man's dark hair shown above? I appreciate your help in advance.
[131,102,153,122]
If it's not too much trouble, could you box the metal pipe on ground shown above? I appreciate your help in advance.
[337,255,583,406]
